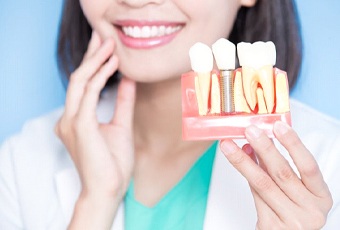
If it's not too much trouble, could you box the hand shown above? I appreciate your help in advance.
[220,121,333,230]
[55,31,136,229]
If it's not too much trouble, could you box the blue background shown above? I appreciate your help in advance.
[1,1,340,144]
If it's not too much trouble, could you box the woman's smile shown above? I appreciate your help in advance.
[114,20,185,49]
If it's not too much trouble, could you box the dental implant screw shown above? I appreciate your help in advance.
[220,70,235,113]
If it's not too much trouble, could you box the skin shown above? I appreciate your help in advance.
[55,0,333,229]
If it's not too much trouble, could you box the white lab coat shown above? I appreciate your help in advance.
[1,87,340,229]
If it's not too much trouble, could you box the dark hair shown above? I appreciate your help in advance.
[229,0,302,89]
[57,0,302,89]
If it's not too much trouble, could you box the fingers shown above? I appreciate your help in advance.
[245,125,310,205]
[222,125,332,229]
[76,39,115,80]
[83,31,102,61]
[273,121,331,198]
[220,140,295,219]
[77,55,119,122]
[110,77,136,131]
[64,38,115,118]
[250,187,283,227]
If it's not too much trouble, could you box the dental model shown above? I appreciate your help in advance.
[212,38,236,114]
[189,42,214,115]
[275,72,290,113]
[210,73,221,114]
[182,39,291,140]
[233,71,251,113]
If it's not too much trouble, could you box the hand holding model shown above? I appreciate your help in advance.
[217,41,332,229]
[221,123,333,230]
[55,31,136,229]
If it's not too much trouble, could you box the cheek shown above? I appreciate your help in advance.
[79,0,94,21]
[182,0,240,41]
[79,0,108,29]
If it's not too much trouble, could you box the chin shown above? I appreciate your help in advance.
[118,63,187,84]
[119,70,173,83]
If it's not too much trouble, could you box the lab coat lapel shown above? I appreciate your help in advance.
[55,167,80,226]
[54,167,124,230]
[204,144,257,229]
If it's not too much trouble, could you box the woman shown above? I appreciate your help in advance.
[1,0,339,229]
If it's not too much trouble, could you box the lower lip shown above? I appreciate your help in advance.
[116,27,181,49]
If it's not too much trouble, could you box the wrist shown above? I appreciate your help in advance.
[68,190,122,230]
[79,189,122,207]
[81,178,127,201]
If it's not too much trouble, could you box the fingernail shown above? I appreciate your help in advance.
[245,125,262,139]
[274,121,290,135]
[242,144,253,155]
[220,140,238,155]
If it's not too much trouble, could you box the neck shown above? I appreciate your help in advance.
[133,77,212,156]
[134,77,182,149]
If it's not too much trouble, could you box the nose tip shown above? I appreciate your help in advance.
[117,0,164,8]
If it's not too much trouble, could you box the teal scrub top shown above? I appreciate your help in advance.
[124,142,217,230]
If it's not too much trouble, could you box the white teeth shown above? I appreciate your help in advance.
[165,26,172,35]
[151,26,158,37]
[189,42,214,73]
[237,41,276,69]
[122,25,181,38]
[141,26,150,38]
[159,26,166,36]
[133,27,141,38]
[237,41,276,112]
[212,38,236,70]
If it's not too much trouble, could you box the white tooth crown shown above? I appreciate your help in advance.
[189,42,214,73]
[122,25,181,38]
[212,38,236,70]
[237,41,276,69]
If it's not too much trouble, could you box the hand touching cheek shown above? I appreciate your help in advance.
[55,31,136,229]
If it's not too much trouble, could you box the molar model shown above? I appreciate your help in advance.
[238,41,276,113]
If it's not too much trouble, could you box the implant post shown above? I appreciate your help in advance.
[220,70,234,113]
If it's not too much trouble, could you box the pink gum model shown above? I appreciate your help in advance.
[181,68,291,140]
